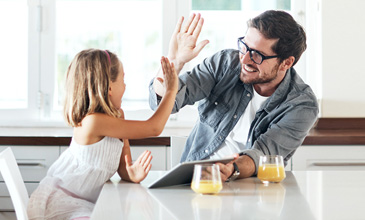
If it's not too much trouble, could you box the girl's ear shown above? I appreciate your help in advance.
[108,86,112,96]
[279,56,295,71]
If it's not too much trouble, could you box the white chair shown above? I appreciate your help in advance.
[0,147,29,220]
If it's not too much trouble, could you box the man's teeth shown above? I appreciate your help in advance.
[245,65,256,72]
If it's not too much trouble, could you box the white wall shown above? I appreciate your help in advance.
[319,0,365,117]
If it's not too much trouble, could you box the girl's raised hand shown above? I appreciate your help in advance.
[156,57,178,96]
[124,150,152,183]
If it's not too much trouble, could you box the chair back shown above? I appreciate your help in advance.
[0,147,29,220]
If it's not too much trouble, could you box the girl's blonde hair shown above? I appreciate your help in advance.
[64,49,121,127]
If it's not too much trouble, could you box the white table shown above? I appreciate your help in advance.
[91,171,365,220]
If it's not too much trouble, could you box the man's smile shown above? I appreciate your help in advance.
[243,64,258,73]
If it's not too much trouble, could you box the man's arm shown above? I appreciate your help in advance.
[218,102,318,181]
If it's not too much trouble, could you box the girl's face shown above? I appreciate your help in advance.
[109,62,126,109]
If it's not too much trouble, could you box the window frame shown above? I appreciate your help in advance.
[0,0,309,127]
[0,0,41,125]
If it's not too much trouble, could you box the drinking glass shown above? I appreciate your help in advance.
[191,164,222,195]
[257,155,286,184]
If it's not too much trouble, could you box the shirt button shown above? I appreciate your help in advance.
[214,102,218,105]
[205,149,209,153]
[233,115,237,119]
[247,93,251,97]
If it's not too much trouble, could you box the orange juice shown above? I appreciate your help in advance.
[191,180,223,194]
[257,164,286,183]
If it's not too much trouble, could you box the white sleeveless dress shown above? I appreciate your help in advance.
[27,136,123,220]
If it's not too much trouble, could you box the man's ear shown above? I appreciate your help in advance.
[279,56,295,71]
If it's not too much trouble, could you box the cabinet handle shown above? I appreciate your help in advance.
[311,162,365,167]
[17,161,44,167]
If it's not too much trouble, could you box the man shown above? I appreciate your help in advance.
[149,10,318,181]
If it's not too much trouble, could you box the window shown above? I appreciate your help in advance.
[0,0,165,125]
[187,0,292,69]
[0,0,306,127]
[54,0,162,111]
[0,0,29,109]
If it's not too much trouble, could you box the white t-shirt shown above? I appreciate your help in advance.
[209,87,269,159]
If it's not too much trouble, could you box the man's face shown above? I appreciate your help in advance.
[239,28,281,86]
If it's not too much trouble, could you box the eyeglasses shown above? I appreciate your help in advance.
[237,37,279,65]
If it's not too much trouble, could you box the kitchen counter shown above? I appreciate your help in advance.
[91,170,365,220]
[1,118,365,146]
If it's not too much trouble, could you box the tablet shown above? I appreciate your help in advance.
[148,157,234,188]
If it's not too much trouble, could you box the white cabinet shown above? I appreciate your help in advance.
[170,136,188,168]
[0,146,59,211]
[130,146,169,171]
[292,146,365,171]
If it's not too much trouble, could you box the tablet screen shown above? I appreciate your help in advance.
[148,157,234,188]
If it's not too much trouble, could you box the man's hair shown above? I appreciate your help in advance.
[63,49,121,127]
[247,10,306,66]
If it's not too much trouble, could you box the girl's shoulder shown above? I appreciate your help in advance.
[74,113,108,145]
[81,113,112,129]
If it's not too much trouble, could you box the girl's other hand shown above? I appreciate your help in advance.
[156,57,178,96]
[124,150,152,183]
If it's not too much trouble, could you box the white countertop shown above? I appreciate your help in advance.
[91,171,365,220]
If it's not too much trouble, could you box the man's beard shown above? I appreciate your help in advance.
[240,63,280,85]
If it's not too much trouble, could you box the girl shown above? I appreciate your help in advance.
[27,49,177,220]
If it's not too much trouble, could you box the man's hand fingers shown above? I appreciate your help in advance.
[181,13,196,33]
[173,16,184,34]
[216,162,233,181]
[187,13,201,35]
[192,16,204,38]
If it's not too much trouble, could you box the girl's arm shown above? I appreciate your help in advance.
[82,57,178,140]
[117,138,152,183]
[116,109,152,183]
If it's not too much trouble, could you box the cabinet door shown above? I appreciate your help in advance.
[0,146,59,182]
[60,146,68,154]
[0,182,38,211]
[130,146,167,170]
[292,146,365,170]
[285,158,292,171]
[0,146,59,211]
[170,136,187,169]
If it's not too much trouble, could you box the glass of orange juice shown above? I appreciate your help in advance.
[191,164,222,195]
[257,155,286,184]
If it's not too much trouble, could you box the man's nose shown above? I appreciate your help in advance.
[240,51,254,64]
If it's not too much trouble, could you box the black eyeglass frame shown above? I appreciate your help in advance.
[237,37,279,65]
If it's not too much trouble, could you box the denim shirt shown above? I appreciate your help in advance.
[149,49,318,174]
